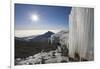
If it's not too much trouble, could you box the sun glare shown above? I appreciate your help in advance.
[31,14,39,22]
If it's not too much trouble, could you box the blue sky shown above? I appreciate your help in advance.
[15,4,71,37]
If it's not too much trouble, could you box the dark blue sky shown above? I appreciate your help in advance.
[15,4,71,30]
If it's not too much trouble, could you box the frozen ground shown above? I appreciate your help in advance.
[15,50,69,65]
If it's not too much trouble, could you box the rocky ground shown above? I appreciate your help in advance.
[15,50,69,65]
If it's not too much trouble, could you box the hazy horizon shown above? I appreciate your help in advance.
[15,29,61,37]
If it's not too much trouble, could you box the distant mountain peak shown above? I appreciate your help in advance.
[44,31,55,35]
[30,31,55,42]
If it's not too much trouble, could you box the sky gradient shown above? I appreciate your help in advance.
[15,4,71,37]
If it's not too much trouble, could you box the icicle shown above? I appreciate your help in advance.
[69,7,94,61]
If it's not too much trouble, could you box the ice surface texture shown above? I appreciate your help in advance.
[69,7,94,61]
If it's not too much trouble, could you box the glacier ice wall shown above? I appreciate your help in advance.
[69,7,94,60]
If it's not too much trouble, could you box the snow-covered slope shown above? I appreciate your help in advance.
[15,50,69,65]
[50,30,69,46]
[69,7,94,60]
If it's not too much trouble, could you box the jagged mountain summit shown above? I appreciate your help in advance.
[30,31,55,42]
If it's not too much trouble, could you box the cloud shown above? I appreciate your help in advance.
[15,29,59,37]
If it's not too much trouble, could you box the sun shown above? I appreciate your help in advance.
[31,14,39,22]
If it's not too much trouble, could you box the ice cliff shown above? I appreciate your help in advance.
[69,7,94,60]
[50,7,94,61]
